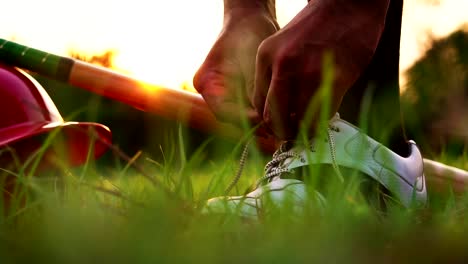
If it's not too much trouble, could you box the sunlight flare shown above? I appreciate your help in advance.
[0,0,467,90]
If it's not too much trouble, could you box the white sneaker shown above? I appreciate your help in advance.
[202,114,427,218]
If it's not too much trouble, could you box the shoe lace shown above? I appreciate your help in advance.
[253,144,303,188]
[224,122,343,195]
[255,124,343,187]
[224,139,251,195]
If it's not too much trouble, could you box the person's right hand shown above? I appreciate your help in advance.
[193,7,279,129]
[253,1,389,140]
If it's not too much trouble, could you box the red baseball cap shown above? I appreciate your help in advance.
[0,63,112,167]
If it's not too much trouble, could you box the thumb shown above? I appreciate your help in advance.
[194,67,262,128]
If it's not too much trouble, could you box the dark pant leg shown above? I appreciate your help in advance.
[338,0,409,155]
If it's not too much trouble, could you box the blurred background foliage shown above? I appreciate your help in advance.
[401,28,467,159]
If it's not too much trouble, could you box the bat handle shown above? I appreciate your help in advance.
[0,38,74,81]
[424,158,468,193]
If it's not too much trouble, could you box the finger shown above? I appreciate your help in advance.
[263,70,298,140]
[253,40,274,120]
[194,65,264,130]
[265,66,338,140]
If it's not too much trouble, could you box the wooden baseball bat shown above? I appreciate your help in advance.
[0,38,466,192]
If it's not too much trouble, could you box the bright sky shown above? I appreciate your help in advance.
[1,0,467,90]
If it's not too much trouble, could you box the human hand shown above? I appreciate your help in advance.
[253,0,389,140]
[193,6,279,130]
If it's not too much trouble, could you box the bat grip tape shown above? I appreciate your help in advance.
[0,39,74,82]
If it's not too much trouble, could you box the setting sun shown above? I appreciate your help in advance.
[109,1,225,90]
[1,0,467,91]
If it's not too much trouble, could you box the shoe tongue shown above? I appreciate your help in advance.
[333,112,340,120]
[278,140,299,167]
[279,140,295,152]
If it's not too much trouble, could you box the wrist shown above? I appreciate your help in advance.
[224,0,276,20]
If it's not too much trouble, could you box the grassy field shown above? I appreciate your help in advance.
[0,118,467,264]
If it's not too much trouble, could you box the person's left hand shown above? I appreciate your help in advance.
[193,7,279,129]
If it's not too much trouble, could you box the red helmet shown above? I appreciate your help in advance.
[0,63,112,167]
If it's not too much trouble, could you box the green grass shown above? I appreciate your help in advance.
[0,128,467,264]
[0,111,467,263]
[1,55,468,263]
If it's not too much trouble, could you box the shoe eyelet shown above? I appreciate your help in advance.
[330,125,340,132]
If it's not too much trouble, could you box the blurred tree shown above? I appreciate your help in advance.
[401,28,468,158]
[69,50,115,68]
